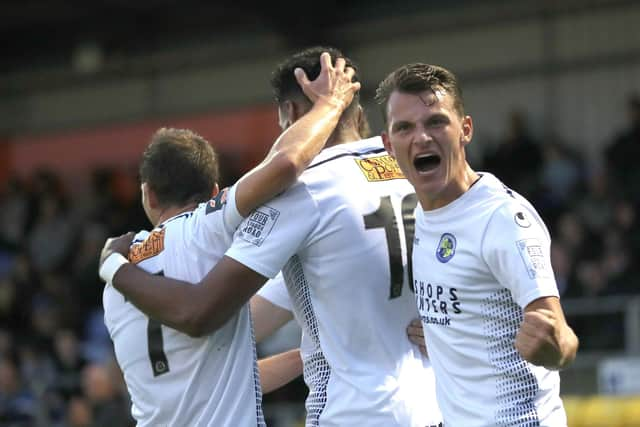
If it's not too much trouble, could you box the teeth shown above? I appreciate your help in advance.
[416,153,437,159]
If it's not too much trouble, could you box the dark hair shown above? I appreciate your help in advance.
[270,46,361,119]
[139,128,218,208]
[375,63,465,123]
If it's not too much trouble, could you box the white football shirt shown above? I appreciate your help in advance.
[227,137,443,427]
[103,185,265,427]
[413,172,567,427]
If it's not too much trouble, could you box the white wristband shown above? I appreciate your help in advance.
[99,253,130,284]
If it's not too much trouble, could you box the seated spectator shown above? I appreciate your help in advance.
[605,94,640,201]
[484,109,543,197]
[81,363,133,427]
[0,354,37,424]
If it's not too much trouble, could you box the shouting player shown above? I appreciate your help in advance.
[377,63,579,426]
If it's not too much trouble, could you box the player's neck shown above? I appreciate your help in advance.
[419,164,479,211]
[325,125,362,148]
[154,203,198,226]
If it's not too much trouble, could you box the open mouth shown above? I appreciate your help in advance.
[414,154,441,173]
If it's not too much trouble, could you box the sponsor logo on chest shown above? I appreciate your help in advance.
[355,154,405,181]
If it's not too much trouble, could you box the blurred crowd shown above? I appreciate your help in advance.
[1,95,639,425]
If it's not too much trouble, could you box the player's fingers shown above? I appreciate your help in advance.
[524,309,555,323]
[408,334,425,347]
[319,52,333,71]
[294,67,311,88]
[523,311,555,334]
[420,344,429,358]
[407,325,424,338]
[344,67,356,81]
[334,57,346,73]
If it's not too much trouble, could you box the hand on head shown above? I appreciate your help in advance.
[294,52,360,111]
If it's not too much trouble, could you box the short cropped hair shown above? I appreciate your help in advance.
[375,63,465,123]
[270,46,361,120]
[139,128,218,208]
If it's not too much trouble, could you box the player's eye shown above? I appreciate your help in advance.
[427,117,448,127]
[393,123,412,133]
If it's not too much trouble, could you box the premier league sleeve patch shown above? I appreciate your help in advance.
[514,211,531,228]
[516,238,552,279]
[436,233,456,263]
[238,206,280,247]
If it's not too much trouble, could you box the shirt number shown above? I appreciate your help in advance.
[363,194,417,299]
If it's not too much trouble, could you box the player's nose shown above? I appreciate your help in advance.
[413,126,433,145]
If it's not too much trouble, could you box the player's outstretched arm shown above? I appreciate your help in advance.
[101,233,267,336]
[514,296,579,370]
[258,349,303,394]
[234,52,360,216]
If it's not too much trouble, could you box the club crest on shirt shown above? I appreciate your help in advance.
[239,206,280,247]
[355,155,405,181]
[128,229,165,264]
[514,211,531,228]
[435,233,456,263]
[205,187,229,215]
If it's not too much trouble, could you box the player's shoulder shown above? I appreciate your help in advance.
[479,174,547,234]
[304,137,388,176]
[303,137,408,188]
[128,226,167,268]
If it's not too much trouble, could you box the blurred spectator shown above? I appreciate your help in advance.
[52,331,86,400]
[550,242,573,296]
[81,363,133,427]
[17,340,56,397]
[27,194,75,274]
[575,171,615,233]
[0,355,37,425]
[0,178,31,250]
[539,140,582,205]
[555,212,587,255]
[65,395,92,427]
[484,109,543,197]
[71,223,109,320]
[606,94,640,201]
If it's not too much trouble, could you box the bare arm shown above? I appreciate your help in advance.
[251,295,294,343]
[514,296,579,370]
[234,52,360,216]
[111,255,268,337]
[258,349,303,394]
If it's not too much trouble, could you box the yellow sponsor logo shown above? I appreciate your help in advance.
[355,155,405,181]
[129,229,165,264]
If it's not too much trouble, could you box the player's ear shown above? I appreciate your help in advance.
[211,183,219,198]
[279,100,305,130]
[461,115,473,147]
[277,102,292,130]
[381,131,396,158]
[143,183,160,210]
